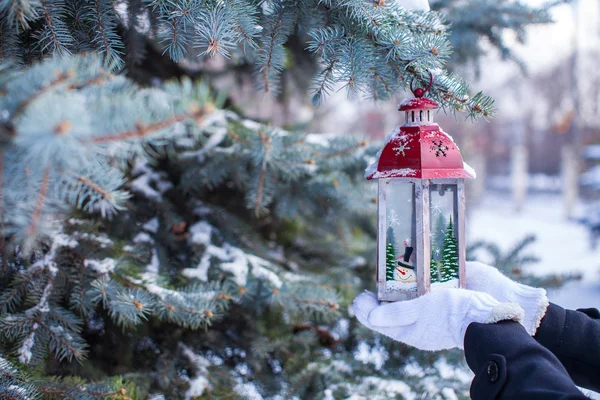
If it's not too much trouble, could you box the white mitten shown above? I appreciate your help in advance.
[466,261,549,335]
[353,289,523,351]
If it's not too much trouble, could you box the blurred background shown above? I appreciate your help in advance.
[4,0,600,397]
[208,0,600,311]
[324,0,600,312]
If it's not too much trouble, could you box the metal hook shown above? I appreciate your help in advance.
[410,71,434,98]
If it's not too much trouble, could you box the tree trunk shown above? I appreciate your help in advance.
[512,143,528,213]
[562,144,579,219]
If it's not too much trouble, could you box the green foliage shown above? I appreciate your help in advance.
[440,217,458,282]
[432,0,566,71]
[0,55,214,254]
[0,0,495,118]
[386,244,396,281]
[386,227,396,281]
[0,1,570,398]
[430,250,439,283]
[468,234,582,288]
[0,354,138,399]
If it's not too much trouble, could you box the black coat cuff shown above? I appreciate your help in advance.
[465,320,586,399]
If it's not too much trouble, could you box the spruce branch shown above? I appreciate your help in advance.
[12,69,73,117]
[91,104,213,144]
[254,130,271,216]
[84,0,125,69]
[0,0,41,30]
[36,0,74,56]
[257,1,295,95]
[21,166,50,253]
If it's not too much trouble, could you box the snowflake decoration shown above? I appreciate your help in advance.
[393,139,412,157]
[430,140,448,157]
[430,200,442,215]
[426,132,437,139]
[434,248,441,256]
[404,238,412,246]
[388,209,400,227]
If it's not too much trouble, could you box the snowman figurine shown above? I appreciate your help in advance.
[394,242,416,283]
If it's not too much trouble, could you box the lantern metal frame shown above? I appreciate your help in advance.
[376,177,467,302]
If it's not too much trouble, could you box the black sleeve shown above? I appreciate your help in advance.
[534,303,600,392]
[464,320,588,400]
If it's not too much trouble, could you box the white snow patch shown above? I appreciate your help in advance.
[348,377,415,400]
[305,133,332,147]
[369,168,418,179]
[74,232,113,248]
[330,359,353,374]
[583,144,600,160]
[186,376,209,399]
[28,233,77,274]
[182,112,229,161]
[148,395,166,400]
[143,283,181,300]
[463,162,477,179]
[183,242,282,287]
[133,232,154,244]
[435,358,473,384]
[143,217,159,233]
[243,254,282,288]
[84,258,117,274]
[364,159,379,179]
[470,193,600,310]
[180,344,211,400]
[131,175,161,202]
[189,221,213,246]
[353,341,389,370]
[403,361,426,378]
[581,165,600,187]
[26,235,65,316]
[234,381,264,400]
[130,158,173,202]
[385,281,417,292]
[440,388,459,400]
[146,247,160,274]
[18,323,38,364]
[431,278,460,289]
[240,118,263,131]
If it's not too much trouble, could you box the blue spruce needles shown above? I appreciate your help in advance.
[0,0,502,118]
[0,0,567,397]
[0,55,213,253]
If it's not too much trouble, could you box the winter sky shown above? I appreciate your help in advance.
[479,0,599,89]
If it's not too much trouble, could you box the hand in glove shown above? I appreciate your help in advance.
[353,289,523,351]
[466,261,549,335]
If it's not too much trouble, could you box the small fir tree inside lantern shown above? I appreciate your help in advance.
[366,75,476,302]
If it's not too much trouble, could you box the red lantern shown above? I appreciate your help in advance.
[366,79,475,302]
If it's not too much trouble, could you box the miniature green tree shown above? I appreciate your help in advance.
[386,226,397,281]
[440,217,459,282]
[430,249,440,283]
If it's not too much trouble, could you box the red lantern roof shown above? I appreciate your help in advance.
[398,97,439,111]
[365,99,476,180]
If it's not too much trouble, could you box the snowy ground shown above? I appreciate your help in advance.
[469,192,600,399]
[469,192,600,310]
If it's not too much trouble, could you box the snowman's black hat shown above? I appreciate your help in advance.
[397,246,415,270]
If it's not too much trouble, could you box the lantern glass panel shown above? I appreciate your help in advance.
[429,183,459,289]
[384,180,417,292]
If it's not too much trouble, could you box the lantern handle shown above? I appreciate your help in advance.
[410,71,434,98]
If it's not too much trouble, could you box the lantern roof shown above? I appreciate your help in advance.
[365,99,476,181]
[399,97,439,111]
